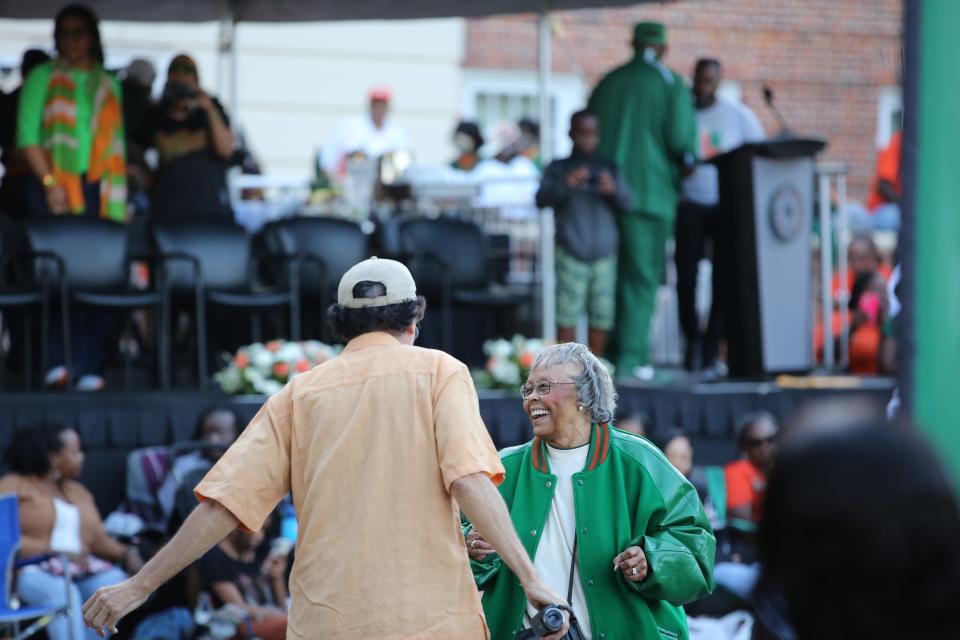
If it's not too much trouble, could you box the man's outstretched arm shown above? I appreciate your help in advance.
[82,499,240,637]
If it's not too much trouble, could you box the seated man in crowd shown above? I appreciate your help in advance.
[157,405,241,526]
[725,411,778,525]
[198,513,289,640]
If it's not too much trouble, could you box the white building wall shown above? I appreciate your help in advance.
[0,18,465,176]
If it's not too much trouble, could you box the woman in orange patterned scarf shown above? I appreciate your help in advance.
[18,3,126,221]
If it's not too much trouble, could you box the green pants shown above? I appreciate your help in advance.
[608,212,670,374]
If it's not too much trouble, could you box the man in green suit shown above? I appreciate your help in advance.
[588,22,697,379]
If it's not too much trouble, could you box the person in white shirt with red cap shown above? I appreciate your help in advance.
[321,87,410,178]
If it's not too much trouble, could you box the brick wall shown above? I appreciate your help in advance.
[465,0,902,200]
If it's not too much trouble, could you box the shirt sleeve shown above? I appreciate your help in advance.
[17,64,50,148]
[195,383,293,532]
[724,462,753,510]
[737,103,766,143]
[433,363,506,491]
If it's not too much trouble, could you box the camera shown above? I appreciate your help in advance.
[515,604,585,639]
[529,605,566,636]
[161,81,198,108]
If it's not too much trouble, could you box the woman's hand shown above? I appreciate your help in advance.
[196,89,216,114]
[613,545,648,582]
[465,529,496,561]
[45,184,68,214]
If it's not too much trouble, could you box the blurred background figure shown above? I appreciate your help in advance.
[119,57,156,220]
[536,109,631,358]
[656,427,709,505]
[156,405,241,526]
[136,53,235,222]
[725,411,778,525]
[0,48,51,218]
[0,423,143,640]
[198,512,289,640]
[17,3,126,220]
[517,116,541,170]
[614,408,648,437]
[321,86,409,179]
[755,419,960,639]
[676,57,765,376]
[17,4,126,392]
[450,120,484,172]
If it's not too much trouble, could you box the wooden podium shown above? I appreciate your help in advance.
[711,138,826,378]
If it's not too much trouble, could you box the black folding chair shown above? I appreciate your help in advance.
[152,221,300,388]
[24,217,167,390]
[392,217,527,353]
[259,217,369,341]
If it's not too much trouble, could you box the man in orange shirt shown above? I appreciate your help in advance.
[83,258,568,639]
[724,411,778,524]
[864,131,902,230]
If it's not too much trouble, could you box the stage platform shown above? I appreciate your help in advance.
[0,377,895,516]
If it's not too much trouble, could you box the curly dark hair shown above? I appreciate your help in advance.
[328,298,426,343]
[327,281,426,343]
[54,4,105,65]
[4,423,71,476]
[756,423,960,639]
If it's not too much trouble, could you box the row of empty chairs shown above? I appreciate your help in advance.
[0,214,529,389]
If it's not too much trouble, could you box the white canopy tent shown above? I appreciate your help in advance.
[0,0,660,341]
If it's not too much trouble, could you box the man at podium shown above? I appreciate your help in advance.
[676,59,765,375]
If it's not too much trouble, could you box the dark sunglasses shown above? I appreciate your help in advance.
[520,380,575,399]
[746,436,776,448]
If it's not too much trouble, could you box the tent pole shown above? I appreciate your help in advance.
[538,4,556,343]
[218,9,238,117]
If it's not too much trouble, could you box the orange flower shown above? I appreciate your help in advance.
[234,352,250,368]
[295,359,311,373]
[273,362,290,378]
[518,352,534,369]
[266,340,282,352]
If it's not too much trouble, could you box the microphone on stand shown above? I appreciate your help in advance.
[762,85,792,137]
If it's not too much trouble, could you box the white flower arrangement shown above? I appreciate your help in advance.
[472,335,550,391]
[215,340,341,395]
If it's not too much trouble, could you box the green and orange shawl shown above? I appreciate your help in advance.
[42,62,127,221]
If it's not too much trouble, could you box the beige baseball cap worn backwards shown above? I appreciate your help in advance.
[337,257,418,308]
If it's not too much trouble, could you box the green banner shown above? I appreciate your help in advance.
[912,0,960,487]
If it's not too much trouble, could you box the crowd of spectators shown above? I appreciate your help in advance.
[0,404,298,639]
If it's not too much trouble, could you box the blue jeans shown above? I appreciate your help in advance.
[16,565,128,640]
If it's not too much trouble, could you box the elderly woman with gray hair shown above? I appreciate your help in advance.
[465,343,715,639]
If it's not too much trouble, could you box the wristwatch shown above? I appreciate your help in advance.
[41,173,56,189]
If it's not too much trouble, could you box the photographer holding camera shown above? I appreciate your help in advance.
[136,54,235,222]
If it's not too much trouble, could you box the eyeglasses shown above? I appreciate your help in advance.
[745,436,776,448]
[520,380,575,399]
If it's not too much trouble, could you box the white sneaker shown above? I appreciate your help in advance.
[632,365,655,381]
[76,374,105,392]
[44,365,68,388]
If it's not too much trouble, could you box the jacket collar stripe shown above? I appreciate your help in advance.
[599,422,610,465]
[587,422,602,471]
[532,436,541,472]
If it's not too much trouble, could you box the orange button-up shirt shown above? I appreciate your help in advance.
[196,332,505,639]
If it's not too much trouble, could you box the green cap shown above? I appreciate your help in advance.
[633,21,667,46]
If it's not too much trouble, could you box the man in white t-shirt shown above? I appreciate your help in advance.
[676,58,765,373]
[321,87,409,179]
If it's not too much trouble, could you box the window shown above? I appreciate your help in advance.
[461,68,587,159]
